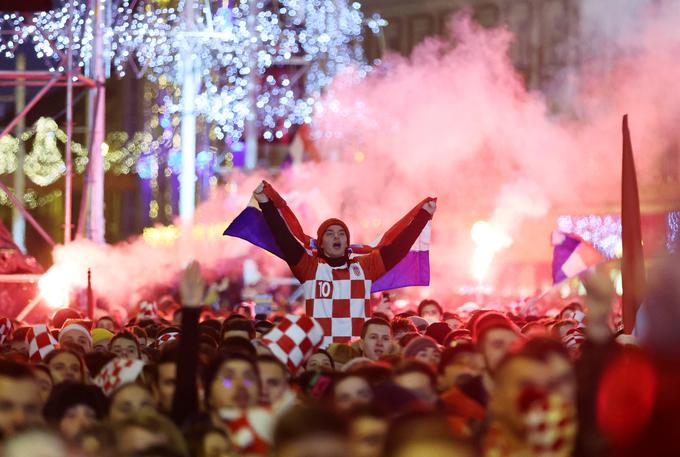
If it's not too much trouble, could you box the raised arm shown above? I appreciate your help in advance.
[254,181,306,267]
[379,200,436,271]
[171,261,203,426]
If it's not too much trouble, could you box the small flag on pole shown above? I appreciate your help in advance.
[551,231,604,284]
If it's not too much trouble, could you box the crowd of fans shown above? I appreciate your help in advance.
[0,263,679,457]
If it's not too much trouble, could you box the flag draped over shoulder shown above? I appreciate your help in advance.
[224,182,432,292]
[551,231,604,284]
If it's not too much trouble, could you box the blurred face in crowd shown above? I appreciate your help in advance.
[34,369,53,404]
[321,225,348,258]
[445,316,462,329]
[59,404,98,440]
[546,353,576,404]
[277,433,349,457]
[392,441,475,457]
[306,353,333,372]
[360,324,392,361]
[333,376,373,412]
[48,352,83,384]
[203,431,231,457]
[109,384,156,422]
[222,329,251,341]
[480,328,519,374]
[60,329,92,353]
[439,351,485,390]
[258,360,288,406]
[210,359,259,410]
[349,415,388,457]
[153,362,177,413]
[490,356,552,433]
[118,425,167,455]
[412,347,441,368]
[96,318,116,332]
[0,375,43,437]
[110,337,140,360]
[420,304,442,323]
[93,337,112,352]
[394,371,437,407]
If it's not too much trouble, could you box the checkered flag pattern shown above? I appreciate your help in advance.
[303,263,371,347]
[137,301,158,322]
[157,332,179,346]
[94,358,145,396]
[26,324,58,362]
[262,314,324,373]
[0,317,12,345]
[522,391,577,456]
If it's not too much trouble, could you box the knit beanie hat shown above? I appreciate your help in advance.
[425,322,452,345]
[59,323,93,346]
[91,328,114,346]
[43,381,108,422]
[403,336,439,359]
[316,218,350,248]
[51,308,82,330]
[472,311,521,344]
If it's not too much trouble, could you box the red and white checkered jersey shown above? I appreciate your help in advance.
[293,252,384,348]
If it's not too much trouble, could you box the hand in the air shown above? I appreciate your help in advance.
[253,181,269,203]
[180,260,205,308]
[422,200,437,215]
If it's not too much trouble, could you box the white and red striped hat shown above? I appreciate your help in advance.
[0,317,12,345]
[25,324,58,362]
[94,357,146,396]
[157,332,179,346]
[262,314,324,373]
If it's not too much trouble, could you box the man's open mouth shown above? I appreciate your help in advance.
[333,242,341,248]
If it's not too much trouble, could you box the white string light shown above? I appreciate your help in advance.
[1,1,384,142]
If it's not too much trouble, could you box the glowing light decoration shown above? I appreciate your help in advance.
[470,220,513,285]
[114,0,384,141]
[667,211,680,253]
[557,215,622,258]
[2,0,383,151]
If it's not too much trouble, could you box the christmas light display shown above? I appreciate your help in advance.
[557,215,622,258]
[1,0,383,142]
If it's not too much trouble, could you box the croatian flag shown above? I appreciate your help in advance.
[551,231,604,284]
[224,182,431,292]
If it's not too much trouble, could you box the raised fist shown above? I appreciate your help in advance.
[422,200,437,215]
[253,181,269,203]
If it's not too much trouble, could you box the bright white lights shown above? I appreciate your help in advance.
[38,266,72,309]
[1,1,382,143]
[470,220,513,285]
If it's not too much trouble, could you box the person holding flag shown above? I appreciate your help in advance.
[233,181,436,347]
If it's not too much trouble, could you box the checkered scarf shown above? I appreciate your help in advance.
[94,358,146,395]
